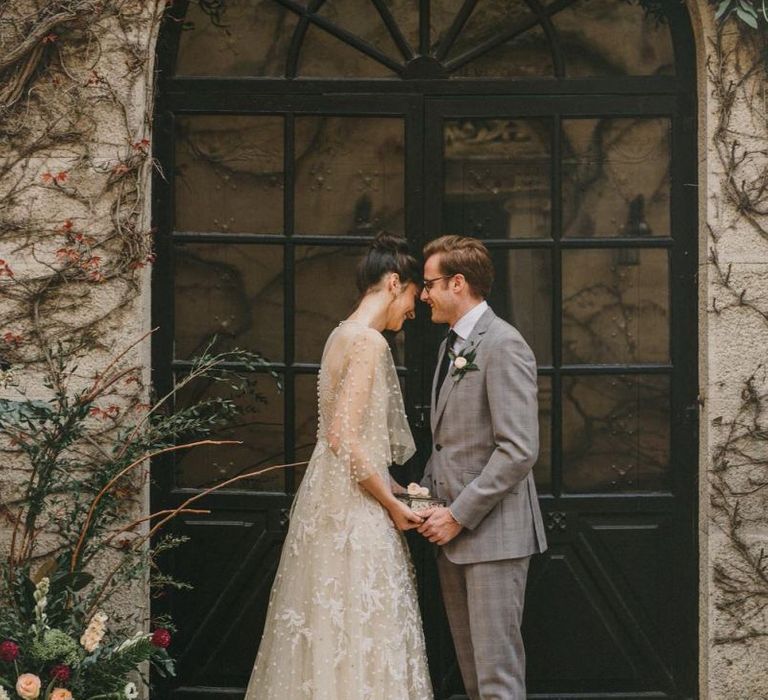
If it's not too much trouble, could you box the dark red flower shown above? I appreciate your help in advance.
[50,664,71,682]
[0,640,20,662]
[151,628,171,648]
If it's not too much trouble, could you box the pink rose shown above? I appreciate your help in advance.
[16,673,41,700]
[50,688,73,700]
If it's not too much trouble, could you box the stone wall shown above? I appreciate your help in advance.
[0,0,163,650]
[690,2,768,696]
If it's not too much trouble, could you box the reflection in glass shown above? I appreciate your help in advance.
[294,246,362,363]
[553,0,674,77]
[488,248,553,366]
[562,375,670,492]
[431,0,467,53]
[175,0,298,76]
[534,376,552,493]
[298,25,398,78]
[562,249,669,364]
[317,0,402,61]
[174,374,285,492]
[451,26,553,78]
[562,118,670,238]
[295,117,405,235]
[174,243,283,361]
[174,0,677,80]
[446,2,535,62]
[175,116,284,234]
[444,119,551,238]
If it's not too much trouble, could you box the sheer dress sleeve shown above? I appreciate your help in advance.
[324,326,415,483]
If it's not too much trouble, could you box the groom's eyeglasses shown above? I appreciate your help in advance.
[422,274,454,292]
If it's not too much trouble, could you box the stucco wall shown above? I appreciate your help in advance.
[689,1,768,697]
[0,0,162,665]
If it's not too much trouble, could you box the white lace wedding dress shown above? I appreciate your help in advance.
[245,320,433,700]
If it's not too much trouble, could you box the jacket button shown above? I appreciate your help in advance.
[435,444,442,451]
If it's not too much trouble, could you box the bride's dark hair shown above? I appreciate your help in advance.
[356,232,420,295]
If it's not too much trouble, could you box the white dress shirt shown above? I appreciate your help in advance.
[450,300,489,354]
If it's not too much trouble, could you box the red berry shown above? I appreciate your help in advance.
[0,640,19,663]
[150,628,171,648]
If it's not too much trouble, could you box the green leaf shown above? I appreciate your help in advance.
[736,5,759,25]
[715,0,733,19]
[53,570,95,592]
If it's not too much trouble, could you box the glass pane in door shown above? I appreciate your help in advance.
[444,118,552,238]
[295,117,405,235]
[562,374,670,492]
[173,243,284,361]
[175,116,284,234]
[562,248,669,364]
[562,117,671,238]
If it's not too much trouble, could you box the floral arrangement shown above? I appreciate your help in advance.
[0,336,286,700]
[0,576,172,700]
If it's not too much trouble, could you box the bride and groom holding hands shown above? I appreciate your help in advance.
[246,233,547,700]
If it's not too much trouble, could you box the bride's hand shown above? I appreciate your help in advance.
[387,499,424,531]
[389,479,407,495]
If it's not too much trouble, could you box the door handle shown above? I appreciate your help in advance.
[412,403,431,430]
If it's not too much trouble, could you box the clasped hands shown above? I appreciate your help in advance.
[387,498,463,546]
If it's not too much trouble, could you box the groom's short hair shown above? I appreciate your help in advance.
[423,235,494,299]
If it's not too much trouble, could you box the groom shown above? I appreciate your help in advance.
[417,235,547,700]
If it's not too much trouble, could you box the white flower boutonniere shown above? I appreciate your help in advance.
[449,343,480,382]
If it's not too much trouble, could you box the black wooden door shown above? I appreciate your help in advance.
[412,97,699,699]
[152,1,698,698]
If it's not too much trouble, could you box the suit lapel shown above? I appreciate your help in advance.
[433,307,497,430]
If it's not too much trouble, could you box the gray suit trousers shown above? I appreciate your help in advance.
[438,552,530,700]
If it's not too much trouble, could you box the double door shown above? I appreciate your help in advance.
[154,92,697,698]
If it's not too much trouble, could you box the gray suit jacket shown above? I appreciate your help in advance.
[421,307,547,564]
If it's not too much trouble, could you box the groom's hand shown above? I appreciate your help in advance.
[417,507,463,545]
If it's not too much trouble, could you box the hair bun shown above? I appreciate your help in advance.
[371,231,409,256]
[356,231,420,295]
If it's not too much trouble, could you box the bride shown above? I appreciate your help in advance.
[245,233,434,699]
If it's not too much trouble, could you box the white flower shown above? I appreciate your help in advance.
[32,578,50,635]
[406,482,421,496]
[418,486,430,497]
[80,611,108,651]
[124,682,139,700]
[453,356,468,370]
[33,577,50,600]
[0,685,11,700]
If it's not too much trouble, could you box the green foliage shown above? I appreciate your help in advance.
[713,0,768,27]
[625,0,768,29]
[0,336,278,699]
[28,630,84,667]
[81,637,154,694]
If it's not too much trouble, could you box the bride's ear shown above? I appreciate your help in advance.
[388,272,402,295]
